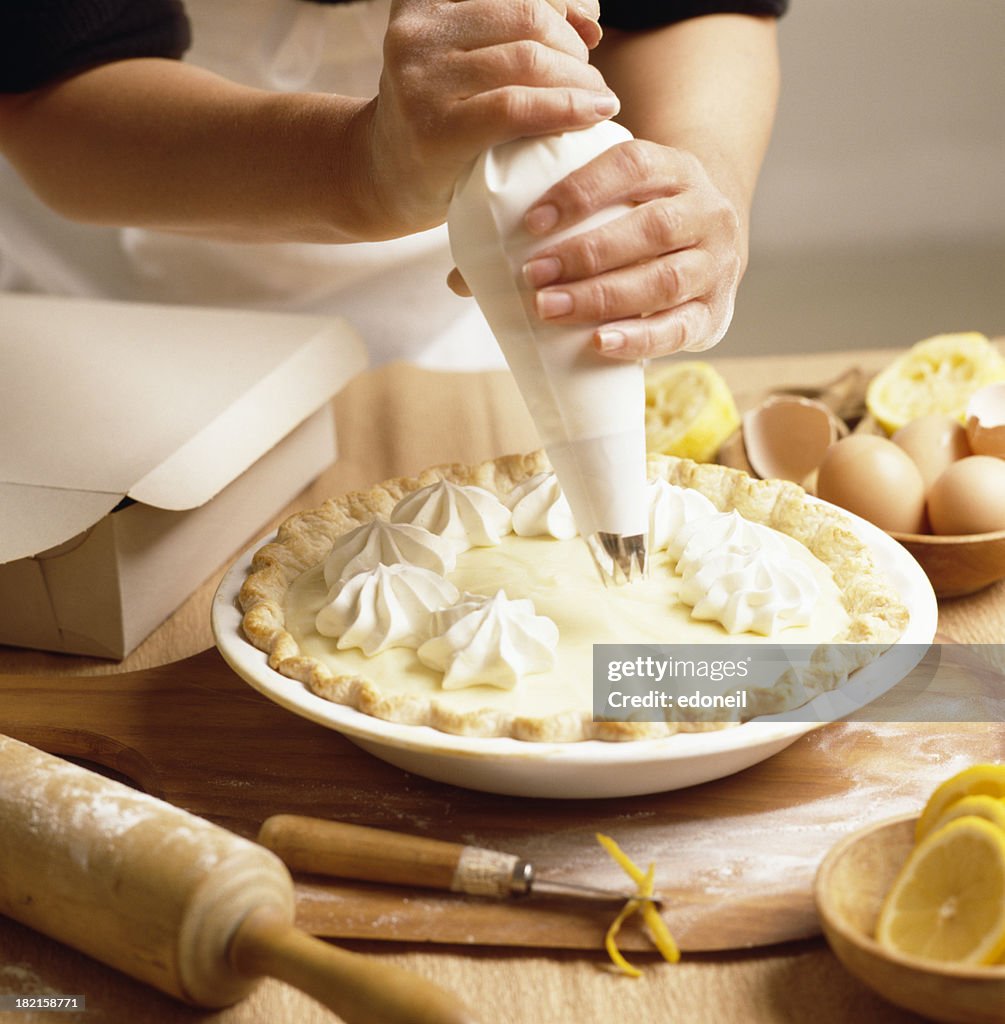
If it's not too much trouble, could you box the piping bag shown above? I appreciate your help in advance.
[448,121,647,584]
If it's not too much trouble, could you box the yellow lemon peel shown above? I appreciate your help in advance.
[865,333,1005,433]
[874,764,1005,966]
[644,360,740,462]
[604,896,647,979]
[915,763,1005,842]
[928,794,1005,838]
[596,833,681,976]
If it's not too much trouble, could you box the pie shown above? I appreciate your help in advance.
[239,451,909,742]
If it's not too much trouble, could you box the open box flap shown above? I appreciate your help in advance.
[0,483,123,565]
[1,293,367,561]
[130,325,366,509]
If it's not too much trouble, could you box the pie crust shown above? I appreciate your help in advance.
[239,451,910,742]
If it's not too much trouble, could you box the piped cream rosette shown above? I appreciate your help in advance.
[317,480,563,691]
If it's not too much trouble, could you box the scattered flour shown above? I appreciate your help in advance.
[499,723,997,900]
[0,963,53,993]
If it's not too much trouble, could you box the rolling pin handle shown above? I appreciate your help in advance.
[230,905,479,1024]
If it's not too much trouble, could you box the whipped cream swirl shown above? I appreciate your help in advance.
[417,591,559,690]
[646,479,717,552]
[323,519,456,587]
[316,563,460,655]
[678,547,820,636]
[669,509,787,571]
[505,472,578,540]
[391,480,512,552]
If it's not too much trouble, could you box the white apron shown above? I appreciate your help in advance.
[0,0,505,370]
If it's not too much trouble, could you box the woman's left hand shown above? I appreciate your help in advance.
[519,139,745,359]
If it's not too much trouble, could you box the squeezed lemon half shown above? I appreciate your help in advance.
[866,333,1005,434]
[644,360,740,462]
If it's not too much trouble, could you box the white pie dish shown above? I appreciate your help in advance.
[212,500,937,799]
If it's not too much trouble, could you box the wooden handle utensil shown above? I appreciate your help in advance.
[0,736,476,1024]
[258,814,653,905]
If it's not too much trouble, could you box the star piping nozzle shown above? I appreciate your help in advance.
[586,531,648,587]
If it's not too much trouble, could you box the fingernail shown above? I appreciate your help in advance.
[594,94,620,117]
[523,256,562,288]
[596,329,626,353]
[525,204,559,235]
[536,290,574,319]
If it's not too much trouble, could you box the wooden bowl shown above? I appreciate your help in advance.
[887,528,1005,598]
[815,815,1005,1024]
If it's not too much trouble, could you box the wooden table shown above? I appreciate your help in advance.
[2,348,1002,1024]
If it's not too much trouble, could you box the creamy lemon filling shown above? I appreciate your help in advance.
[285,529,849,718]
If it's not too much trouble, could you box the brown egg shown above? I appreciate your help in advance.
[816,435,927,534]
[965,382,1005,457]
[927,455,1005,535]
[892,414,971,492]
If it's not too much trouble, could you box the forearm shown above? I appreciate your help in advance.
[0,59,382,244]
[0,1,613,246]
[592,13,780,269]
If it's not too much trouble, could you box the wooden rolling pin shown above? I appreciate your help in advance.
[0,736,476,1024]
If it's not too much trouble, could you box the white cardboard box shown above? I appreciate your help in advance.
[0,294,367,657]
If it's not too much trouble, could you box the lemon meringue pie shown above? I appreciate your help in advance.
[239,452,909,741]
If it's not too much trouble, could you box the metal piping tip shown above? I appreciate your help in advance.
[586,532,647,587]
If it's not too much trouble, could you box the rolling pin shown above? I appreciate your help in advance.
[0,736,475,1024]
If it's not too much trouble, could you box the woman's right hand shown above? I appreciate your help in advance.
[362,0,617,237]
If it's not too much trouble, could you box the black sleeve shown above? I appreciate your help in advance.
[600,0,788,31]
[0,1,191,93]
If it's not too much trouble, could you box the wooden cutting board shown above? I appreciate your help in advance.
[1,647,999,955]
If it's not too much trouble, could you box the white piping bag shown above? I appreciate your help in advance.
[448,121,647,584]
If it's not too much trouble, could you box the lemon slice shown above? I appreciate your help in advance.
[866,333,1005,433]
[644,361,740,462]
[915,764,1005,842]
[927,795,1005,837]
[876,816,1005,965]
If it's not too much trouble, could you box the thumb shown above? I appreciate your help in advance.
[567,0,602,48]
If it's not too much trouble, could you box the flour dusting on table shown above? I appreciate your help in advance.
[504,724,992,899]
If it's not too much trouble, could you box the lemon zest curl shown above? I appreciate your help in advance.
[596,832,681,977]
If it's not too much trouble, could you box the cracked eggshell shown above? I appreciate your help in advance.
[742,396,845,484]
[965,383,1005,457]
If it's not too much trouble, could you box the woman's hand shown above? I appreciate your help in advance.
[364,0,616,237]
[520,139,745,359]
